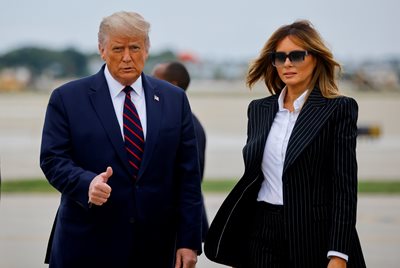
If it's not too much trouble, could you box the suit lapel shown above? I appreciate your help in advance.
[245,96,278,169]
[283,88,339,174]
[138,74,162,179]
[261,96,279,133]
[259,96,279,150]
[88,68,132,175]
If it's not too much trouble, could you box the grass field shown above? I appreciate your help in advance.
[2,178,400,194]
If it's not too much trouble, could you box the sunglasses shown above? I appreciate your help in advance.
[271,50,309,67]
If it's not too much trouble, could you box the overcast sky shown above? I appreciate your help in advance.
[1,0,398,62]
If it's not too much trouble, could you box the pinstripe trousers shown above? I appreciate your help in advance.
[240,201,291,268]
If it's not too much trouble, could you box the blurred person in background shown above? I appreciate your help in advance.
[40,11,202,268]
[205,20,366,268]
[152,61,209,242]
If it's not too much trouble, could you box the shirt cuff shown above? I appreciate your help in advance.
[327,251,348,262]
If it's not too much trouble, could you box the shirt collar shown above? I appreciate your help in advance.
[278,87,309,112]
[104,65,144,98]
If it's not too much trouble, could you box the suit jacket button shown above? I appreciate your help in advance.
[129,217,135,224]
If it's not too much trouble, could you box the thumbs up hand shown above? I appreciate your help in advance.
[88,166,113,206]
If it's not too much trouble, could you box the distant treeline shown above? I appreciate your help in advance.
[0,47,91,78]
[2,46,399,91]
[0,46,178,78]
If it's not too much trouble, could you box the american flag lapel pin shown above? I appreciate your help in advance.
[154,95,159,101]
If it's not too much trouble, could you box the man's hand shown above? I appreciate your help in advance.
[175,248,197,268]
[88,167,113,206]
[327,256,347,268]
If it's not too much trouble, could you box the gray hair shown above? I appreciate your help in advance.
[98,11,151,51]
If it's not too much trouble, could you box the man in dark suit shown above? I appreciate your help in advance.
[40,11,202,268]
[152,61,209,242]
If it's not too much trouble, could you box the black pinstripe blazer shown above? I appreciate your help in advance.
[204,87,366,267]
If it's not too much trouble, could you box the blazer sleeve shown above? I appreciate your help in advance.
[192,114,206,179]
[175,93,203,253]
[40,89,96,209]
[330,97,359,254]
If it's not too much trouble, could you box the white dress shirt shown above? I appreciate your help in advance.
[257,87,307,204]
[104,66,147,140]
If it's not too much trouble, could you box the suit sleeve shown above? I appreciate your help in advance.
[192,115,206,180]
[175,93,203,253]
[330,97,359,254]
[40,89,96,209]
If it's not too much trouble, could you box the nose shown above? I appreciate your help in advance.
[283,56,292,66]
[122,48,132,62]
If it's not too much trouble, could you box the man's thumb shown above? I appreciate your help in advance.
[101,166,113,183]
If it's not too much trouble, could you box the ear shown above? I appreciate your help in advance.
[98,43,105,61]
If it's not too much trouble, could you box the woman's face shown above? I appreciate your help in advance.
[274,36,316,93]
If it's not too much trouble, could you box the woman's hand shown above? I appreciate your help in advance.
[327,256,347,268]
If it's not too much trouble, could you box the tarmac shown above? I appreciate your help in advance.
[1,86,400,181]
[0,193,399,268]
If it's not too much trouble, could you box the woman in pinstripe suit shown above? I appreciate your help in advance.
[205,20,366,268]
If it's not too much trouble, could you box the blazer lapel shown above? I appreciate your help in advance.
[261,96,279,134]
[245,96,278,169]
[259,96,279,148]
[137,74,162,179]
[283,88,339,174]
[88,68,132,175]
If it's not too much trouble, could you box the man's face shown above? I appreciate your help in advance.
[99,34,148,86]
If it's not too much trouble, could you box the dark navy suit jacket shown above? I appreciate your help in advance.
[40,66,202,268]
[192,114,209,242]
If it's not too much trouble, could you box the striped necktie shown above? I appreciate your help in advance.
[122,86,144,179]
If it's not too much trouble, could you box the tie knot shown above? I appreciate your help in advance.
[123,86,133,94]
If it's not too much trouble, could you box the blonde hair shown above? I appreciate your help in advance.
[247,20,341,98]
[98,11,151,51]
